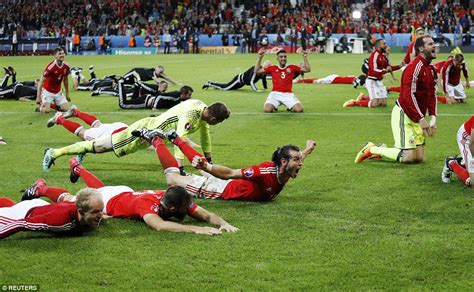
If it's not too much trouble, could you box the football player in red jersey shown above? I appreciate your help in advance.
[441,116,474,186]
[132,128,316,201]
[0,186,103,239]
[36,47,71,113]
[28,160,238,236]
[255,48,310,113]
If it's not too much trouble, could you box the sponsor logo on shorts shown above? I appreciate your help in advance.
[244,168,254,177]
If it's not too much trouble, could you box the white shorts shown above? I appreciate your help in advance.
[83,122,128,141]
[365,79,387,99]
[457,126,474,173]
[447,83,466,99]
[41,88,68,106]
[265,91,301,110]
[185,174,230,199]
[67,185,133,214]
[0,199,49,220]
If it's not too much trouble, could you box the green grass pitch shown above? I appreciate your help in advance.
[0,53,472,290]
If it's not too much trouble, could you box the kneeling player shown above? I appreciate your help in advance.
[440,54,470,104]
[441,116,474,187]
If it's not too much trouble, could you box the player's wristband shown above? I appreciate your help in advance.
[429,116,436,127]
[205,163,213,172]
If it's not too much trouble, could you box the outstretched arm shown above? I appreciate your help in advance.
[157,73,181,85]
[190,206,239,233]
[192,156,242,179]
[143,213,222,235]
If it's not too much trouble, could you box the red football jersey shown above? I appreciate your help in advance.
[222,161,286,201]
[265,65,301,93]
[0,202,80,239]
[106,190,198,220]
[42,60,70,94]
[464,116,474,135]
[403,41,415,64]
[433,60,446,74]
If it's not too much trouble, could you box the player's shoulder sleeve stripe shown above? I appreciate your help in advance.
[46,61,55,71]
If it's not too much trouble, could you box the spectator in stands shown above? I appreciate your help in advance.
[128,35,136,47]
[144,35,152,48]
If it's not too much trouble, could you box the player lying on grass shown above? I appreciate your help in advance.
[0,186,103,239]
[354,35,437,164]
[117,78,193,109]
[293,74,358,85]
[25,160,238,235]
[441,115,474,187]
[71,65,116,92]
[91,73,169,98]
[0,66,38,101]
[202,62,269,92]
[43,100,230,173]
[132,128,316,201]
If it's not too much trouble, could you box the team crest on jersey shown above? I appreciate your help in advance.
[151,203,160,214]
[243,168,254,177]
[185,122,191,130]
[286,68,291,73]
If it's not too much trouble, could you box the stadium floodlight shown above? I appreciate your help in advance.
[352,10,362,19]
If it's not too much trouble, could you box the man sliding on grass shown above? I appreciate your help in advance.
[24,160,238,236]
[132,128,316,201]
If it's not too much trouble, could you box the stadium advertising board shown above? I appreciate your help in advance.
[111,48,157,55]
[199,46,239,54]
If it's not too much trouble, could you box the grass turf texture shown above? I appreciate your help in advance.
[0,53,473,290]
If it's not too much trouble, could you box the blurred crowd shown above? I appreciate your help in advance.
[0,0,472,40]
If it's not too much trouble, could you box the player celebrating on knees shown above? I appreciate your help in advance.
[36,47,71,113]
[440,54,470,104]
[132,128,316,201]
[441,116,474,186]
[255,48,310,113]
[343,40,401,108]
[355,35,437,164]
[0,186,103,239]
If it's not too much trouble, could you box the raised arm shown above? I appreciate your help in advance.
[142,213,222,235]
[255,48,266,74]
[301,50,311,73]
[192,156,242,179]
[301,140,316,161]
[189,206,239,233]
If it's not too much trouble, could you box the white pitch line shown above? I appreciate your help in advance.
[0,111,472,117]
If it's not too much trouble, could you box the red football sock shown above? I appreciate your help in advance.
[56,116,82,134]
[449,161,469,183]
[77,167,105,188]
[0,197,16,207]
[360,95,370,101]
[152,138,179,169]
[302,78,317,83]
[37,186,69,202]
[332,76,355,84]
[437,96,447,103]
[355,100,370,107]
[172,136,205,163]
[75,110,98,126]
[387,86,401,92]
[50,103,59,111]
